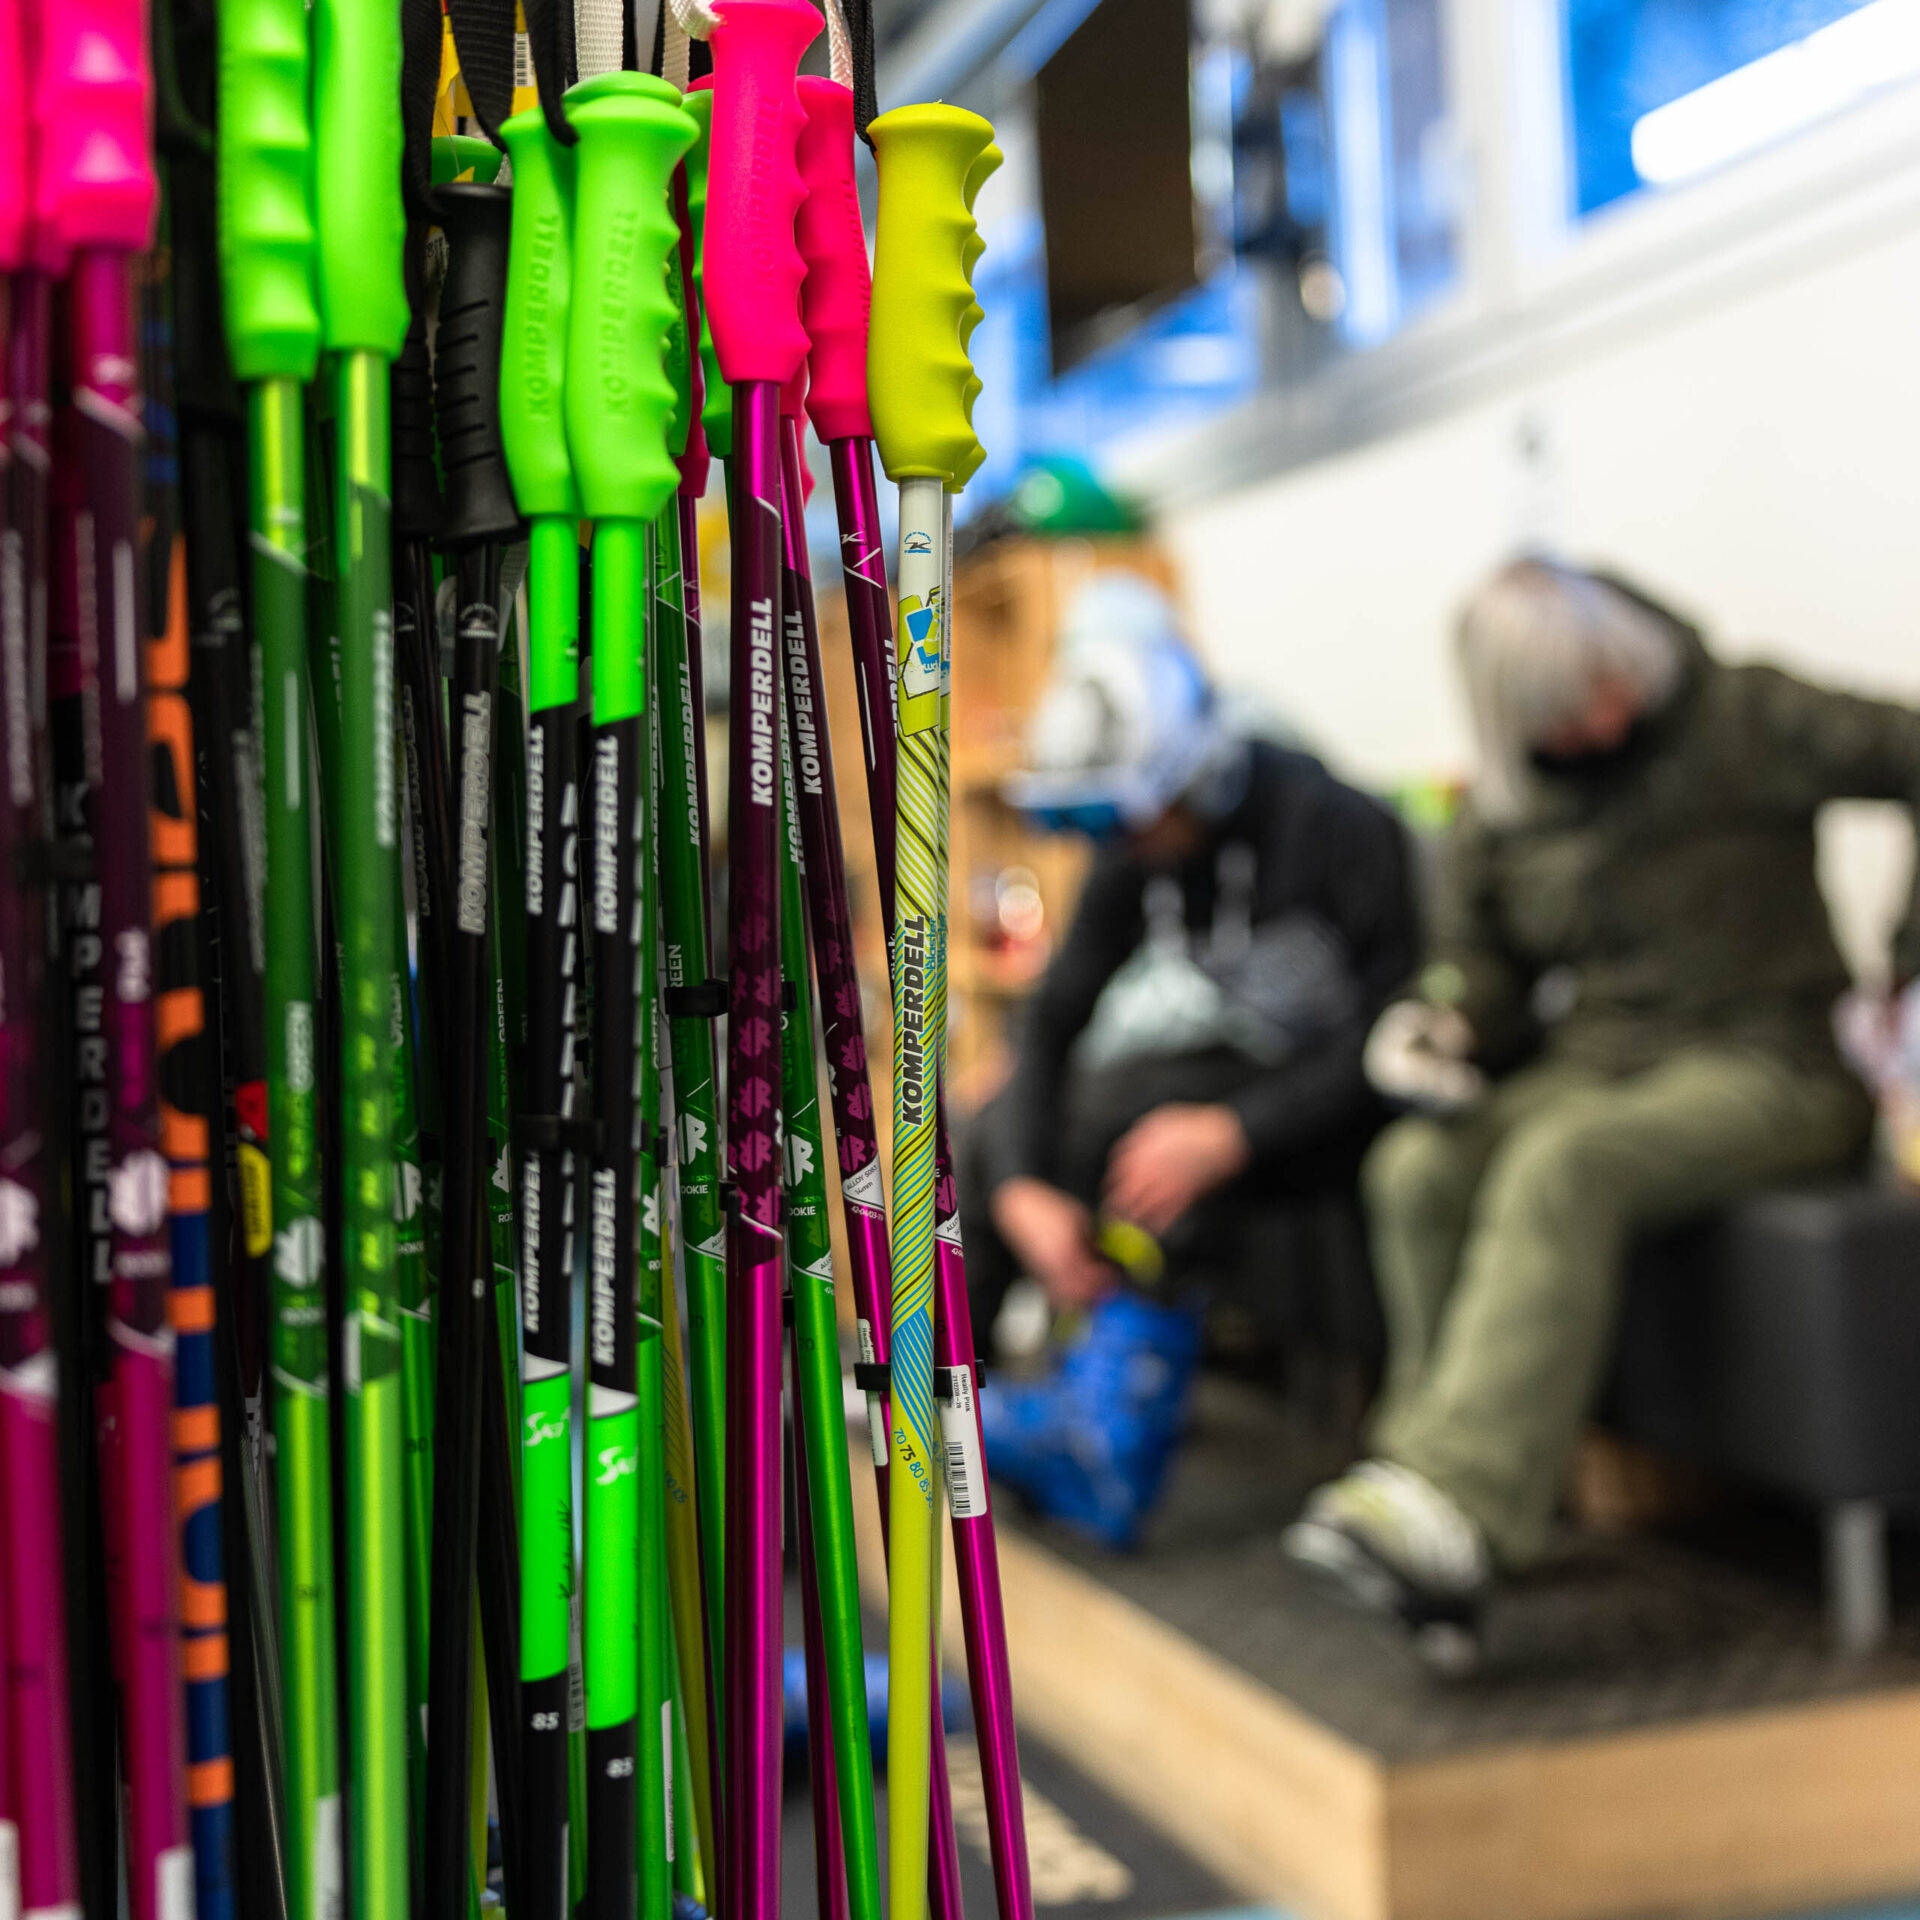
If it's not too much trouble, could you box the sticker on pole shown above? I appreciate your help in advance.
[897,592,943,737]
[938,1362,989,1520]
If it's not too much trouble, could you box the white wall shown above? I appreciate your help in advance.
[1158,213,1920,978]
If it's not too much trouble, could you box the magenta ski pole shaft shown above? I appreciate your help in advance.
[721,374,788,1920]
[0,7,84,1902]
[78,251,191,1920]
[39,0,184,1893]
[704,3,818,1911]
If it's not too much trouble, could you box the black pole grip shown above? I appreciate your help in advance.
[392,303,442,542]
[432,183,522,550]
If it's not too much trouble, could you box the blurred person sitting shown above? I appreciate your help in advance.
[1286,557,1920,1672]
[960,572,1419,1547]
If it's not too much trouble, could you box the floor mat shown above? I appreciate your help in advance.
[1003,1374,1920,1761]
[780,1721,1238,1919]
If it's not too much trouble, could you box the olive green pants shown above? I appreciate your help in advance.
[1365,1047,1870,1569]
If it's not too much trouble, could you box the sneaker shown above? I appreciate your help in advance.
[979,1290,1204,1550]
[1282,1460,1492,1675]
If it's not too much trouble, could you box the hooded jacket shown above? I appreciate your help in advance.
[1426,592,1920,1079]
[990,738,1418,1189]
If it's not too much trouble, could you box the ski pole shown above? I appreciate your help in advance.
[844,103,1030,1919]
[562,69,696,1920]
[774,375,884,1920]
[867,97,995,1920]
[702,10,819,1909]
[387,273,446,1856]
[150,0,295,1867]
[680,81,725,927]
[41,0,197,1901]
[0,5,17,1889]
[0,0,85,1906]
[310,0,412,1890]
[791,76,981,1920]
[499,99,583,1920]
[149,524,241,1920]
[419,173,525,1920]
[927,132,1037,1920]
[659,1194,719,1903]
[213,0,343,1896]
[636,597,673,1920]
[791,1396,851,1920]
[659,71,729,1678]
[649,499,722,1896]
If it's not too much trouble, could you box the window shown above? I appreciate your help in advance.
[1230,0,1460,347]
[1562,0,1907,217]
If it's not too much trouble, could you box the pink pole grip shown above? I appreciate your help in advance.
[795,77,872,445]
[33,0,154,257]
[0,0,28,269]
[704,0,817,386]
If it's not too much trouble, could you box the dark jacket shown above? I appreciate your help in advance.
[988,739,1419,1191]
[1425,606,1920,1078]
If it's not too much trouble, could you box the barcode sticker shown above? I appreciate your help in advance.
[858,1318,888,1466]
[937,1363,988,1521]
[514,29,534,88]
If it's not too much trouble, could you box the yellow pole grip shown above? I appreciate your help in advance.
[868,103,995,482]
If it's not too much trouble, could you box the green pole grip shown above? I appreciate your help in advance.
[681,87,731,461]
[500,107,580,520]
[868,103,994,483]
[312,0,408,355]
[563,73,698,526]
[215,0,320,381]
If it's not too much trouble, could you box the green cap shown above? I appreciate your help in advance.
[563,74,699,524]
[432,133,506,185]
[215,0,319,381]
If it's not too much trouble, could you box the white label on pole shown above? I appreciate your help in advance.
[663,1702,676,1863]
[156,1845,195,1920]
[858,1319,889,1466]
[937,1363,988,1521]
[316,1792,345,1920]
[0,1819,20,1920]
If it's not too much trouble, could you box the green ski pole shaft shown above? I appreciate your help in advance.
[637,631,673,1920]
[776,398,882,1920]
[213,0,342,1903]
[564,71,697,1920]
[311,0,411,1891]
[654,393,728,1726]
[499,102,583,1920]
[664,88,727,1695]
[660,1187,718,1902]
[389,269,447,1868]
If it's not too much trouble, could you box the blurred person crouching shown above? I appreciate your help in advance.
[1287,557,1920,1672]
[960,573,1419,1547]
